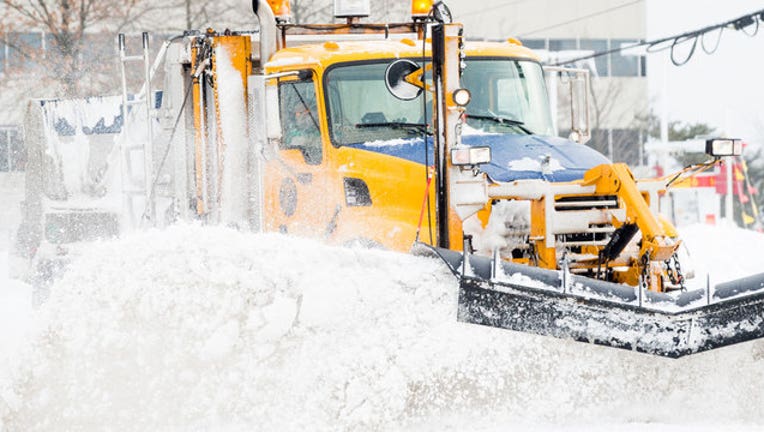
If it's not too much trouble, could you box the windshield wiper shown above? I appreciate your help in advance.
[465,113,534,135]
[355,122,431,135]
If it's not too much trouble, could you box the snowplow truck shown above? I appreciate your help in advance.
[127,0,764,358]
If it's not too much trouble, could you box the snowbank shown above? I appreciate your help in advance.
[679,223,764,288]
[1,224,764,431]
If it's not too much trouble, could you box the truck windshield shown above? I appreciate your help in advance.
[324,58,555,146]
[325,62,432,146]
[462,59,554,136]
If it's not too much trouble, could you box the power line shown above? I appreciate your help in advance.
[519,0,643,37]
[552,7,764,67]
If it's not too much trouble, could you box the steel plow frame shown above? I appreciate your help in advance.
[416,243,764,358]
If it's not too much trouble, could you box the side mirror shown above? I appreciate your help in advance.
[544,66,591,145]
[385,59,424,101]
[569,72,590,145]
[705,138,742,157]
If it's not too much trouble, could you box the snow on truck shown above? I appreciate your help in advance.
[11,96,125,289]
[17,0,764,357]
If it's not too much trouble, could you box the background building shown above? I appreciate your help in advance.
[450,0,649,165]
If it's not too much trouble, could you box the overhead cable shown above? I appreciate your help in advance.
[552,8,764,67]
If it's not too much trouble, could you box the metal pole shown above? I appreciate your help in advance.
[548,69,558,135]
[117,33,137,227]
[118,34,129,138]
[491,248,500,281]
[461,235,472,277]
[431,23,449,249]
[142,32,156,222]
[5,130,10,171]
[725,156,734,226]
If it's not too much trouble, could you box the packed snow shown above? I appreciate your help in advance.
[508,156,565,173]
[1,223,764,431]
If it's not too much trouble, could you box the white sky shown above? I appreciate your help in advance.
[646,0,764,145]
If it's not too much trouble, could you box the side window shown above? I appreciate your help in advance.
[279,78,322,165]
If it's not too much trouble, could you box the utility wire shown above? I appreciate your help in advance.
[520,0,643,37]
[552,7,764,67]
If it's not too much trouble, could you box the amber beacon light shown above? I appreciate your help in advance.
[411,0,434,18]
[267,0,291,21]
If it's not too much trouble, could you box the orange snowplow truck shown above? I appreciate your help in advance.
[129,0,764,357]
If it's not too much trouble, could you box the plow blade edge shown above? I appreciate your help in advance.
[423,245,764,358]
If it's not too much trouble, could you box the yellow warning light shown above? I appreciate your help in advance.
[267,0,291,21]
[507,37,523,46]
[411,0,433,18]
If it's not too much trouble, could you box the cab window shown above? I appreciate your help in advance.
[325,62,432,146]
[279,78,322,164]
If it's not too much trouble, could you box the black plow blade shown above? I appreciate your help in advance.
[418,244,764,358]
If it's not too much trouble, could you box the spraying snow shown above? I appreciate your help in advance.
[1,223,764,431]
[215,46,250,227]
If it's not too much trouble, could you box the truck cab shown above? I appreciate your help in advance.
[149,0,678,291]
[241,39,608,251]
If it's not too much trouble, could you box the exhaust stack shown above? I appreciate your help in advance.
[252,0,278,68]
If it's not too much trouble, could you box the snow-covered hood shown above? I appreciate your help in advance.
[461,133,610,182]
[347,133,610,182]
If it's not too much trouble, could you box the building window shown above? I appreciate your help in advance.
[610,39,640,77]
[548,39,578,52]
[543,38,644,78]
[584,128,642,163]
[579,39,609,77]
[0,127,25,172]
[522,39,546,50]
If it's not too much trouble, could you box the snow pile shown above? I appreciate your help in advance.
[679,223,764,287]
[508,156,565,173]
[464,200,530,256]
[2,224,764,431]
[0,251,34,388]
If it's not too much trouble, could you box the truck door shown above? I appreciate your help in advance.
[263,73,330,237]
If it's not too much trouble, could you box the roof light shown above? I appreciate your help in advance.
[267,0,291,22]
[506,37,523,46]
[411,0,433,19]
[334,0,370,18]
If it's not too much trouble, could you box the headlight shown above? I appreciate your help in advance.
[451,146,491,166]
[451,88,471,107]
[706,138,742,157]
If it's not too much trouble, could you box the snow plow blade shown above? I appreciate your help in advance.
[418,244,764,358]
